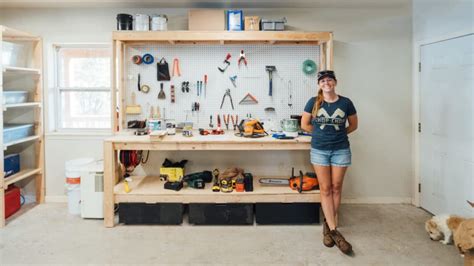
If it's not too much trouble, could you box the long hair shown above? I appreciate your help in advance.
[311,88,324,117]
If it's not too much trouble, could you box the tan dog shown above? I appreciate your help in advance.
[425,215,466,244]
[452,219,474,266]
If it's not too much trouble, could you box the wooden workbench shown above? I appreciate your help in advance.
[104,131,318,227]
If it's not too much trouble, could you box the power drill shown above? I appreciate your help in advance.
[182,171,213,189]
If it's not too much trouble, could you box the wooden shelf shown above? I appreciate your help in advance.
[3,102,41,110]
[1,26,40,41]
[3,66,41,75]
[113,31,332,45]
[4,135,40,150]
[4,168,41,187]
[114,175,320,204]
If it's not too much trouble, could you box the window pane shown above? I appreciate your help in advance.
[58,48,111,88]
[60,91,111,129]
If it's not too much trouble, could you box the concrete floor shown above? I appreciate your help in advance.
[0,203,463,265]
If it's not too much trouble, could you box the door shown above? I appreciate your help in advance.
[420,34,473,217]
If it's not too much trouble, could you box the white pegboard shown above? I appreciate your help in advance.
[124,44,319,130]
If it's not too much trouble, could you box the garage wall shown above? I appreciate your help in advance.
[0,6,413,203]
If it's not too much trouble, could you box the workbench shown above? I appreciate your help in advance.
[104,131,320,227]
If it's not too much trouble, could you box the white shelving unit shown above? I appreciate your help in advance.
[0,25,44,227]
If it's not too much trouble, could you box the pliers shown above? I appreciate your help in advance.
[231,115,238,130]
[238,50,247,66]
[220,89,234,110]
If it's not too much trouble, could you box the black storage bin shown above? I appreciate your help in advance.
[188,203,254,225]
[118,203,183,225]
[255,203,320,224]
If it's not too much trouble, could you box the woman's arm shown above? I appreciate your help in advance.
[301,112,313,132]
[346,114,358,134]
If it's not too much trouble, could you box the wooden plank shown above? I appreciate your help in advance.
[3,102,41,110]
[327,33,334,70]
[33,38,44,203]
[114,175,321,203]
[113,31,332,43]
[1,25,39,40]
[4,168,41,187]
[104,141,116,227]
[107,133,311,151]
[4,135,40,149]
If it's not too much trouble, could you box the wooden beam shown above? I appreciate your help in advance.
[104,141,115,227]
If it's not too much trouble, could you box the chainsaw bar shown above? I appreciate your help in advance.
[259,178,289,185]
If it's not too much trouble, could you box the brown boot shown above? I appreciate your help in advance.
[323,220,335,247]
[329,229,352,255]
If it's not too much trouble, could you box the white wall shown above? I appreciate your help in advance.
[0,6,413,203]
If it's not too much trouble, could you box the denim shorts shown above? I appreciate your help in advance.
[310,148,352,167]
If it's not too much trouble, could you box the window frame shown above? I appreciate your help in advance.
[52,43,112,132]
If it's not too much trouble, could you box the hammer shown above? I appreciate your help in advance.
[265,66,276,96]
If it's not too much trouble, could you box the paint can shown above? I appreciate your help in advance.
[151,14,168,31]
[116,13,133,31]
[134,14,150,31]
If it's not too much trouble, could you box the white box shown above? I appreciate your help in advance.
[80,160,104,219]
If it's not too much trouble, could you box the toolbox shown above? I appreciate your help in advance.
[3,123,34,144]
[118,203,183,225]
[260,18,287,31]
[255,203,320,224]
[5,186,21,218]
[188,203,254,225]
[4,153,20,178]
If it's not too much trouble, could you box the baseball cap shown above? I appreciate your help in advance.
[317,70,336,82]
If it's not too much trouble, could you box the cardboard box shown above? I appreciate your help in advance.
[245,16,260,31]
[188,9,225,31]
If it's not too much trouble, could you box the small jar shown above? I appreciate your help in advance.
[116,14,133,31]
[151,14,168,31]
[134,14,150,31]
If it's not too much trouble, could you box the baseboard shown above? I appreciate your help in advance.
[45,196,68,203]
[342,197,412,204]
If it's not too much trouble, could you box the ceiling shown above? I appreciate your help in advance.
[0,0,411,9]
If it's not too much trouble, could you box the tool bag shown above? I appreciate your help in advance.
[157,58,170,81]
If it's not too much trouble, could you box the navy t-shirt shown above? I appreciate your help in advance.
[304,96,356,150]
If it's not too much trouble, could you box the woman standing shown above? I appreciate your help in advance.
[301,70,358,255]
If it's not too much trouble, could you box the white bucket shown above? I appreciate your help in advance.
[135,14,150,31]
[151,14,168,31]
[65,158,94,215]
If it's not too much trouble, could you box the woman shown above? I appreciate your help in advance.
[301,70,358,255]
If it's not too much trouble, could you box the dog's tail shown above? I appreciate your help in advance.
[447,216,466,231]
[467,200,474,208]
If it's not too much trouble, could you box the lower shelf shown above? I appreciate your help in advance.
[4,168,41,187]
[114,175,321,203]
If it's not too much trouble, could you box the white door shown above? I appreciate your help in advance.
[420,34,474,217]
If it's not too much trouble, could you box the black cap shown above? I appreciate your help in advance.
[317,70,336,82]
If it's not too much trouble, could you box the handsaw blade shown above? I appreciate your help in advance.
[259,178,289,185]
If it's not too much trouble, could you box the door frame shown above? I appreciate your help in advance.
[412,30,474,207]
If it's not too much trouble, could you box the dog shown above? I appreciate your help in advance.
[425,214,466,244]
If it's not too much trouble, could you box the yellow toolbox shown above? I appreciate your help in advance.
[160,167,184,182]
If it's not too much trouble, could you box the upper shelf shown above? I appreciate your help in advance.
[1,25,40,41]
[113,31,333,45]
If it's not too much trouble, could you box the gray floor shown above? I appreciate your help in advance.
[0,203,463,265]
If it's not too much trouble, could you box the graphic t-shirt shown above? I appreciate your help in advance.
[304,96,356,150]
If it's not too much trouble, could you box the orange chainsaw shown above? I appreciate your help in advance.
[259,168,318,193]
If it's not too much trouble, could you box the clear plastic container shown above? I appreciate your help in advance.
[3,124,34,143]
[3,91,29,104]
[2,41,28,67]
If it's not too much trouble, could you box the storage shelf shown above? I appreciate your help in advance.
[114,175,320,204]
[4,135,40,150]
[113,31,332,45]
[3,102,41,110]
[4,168,41,187]
[1,26,40,41]
[3,66,41,75]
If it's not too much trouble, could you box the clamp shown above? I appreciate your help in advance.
[238,50,247,66]
[220,89,234,110]
[231,114,238,130]
[223,114,230,130]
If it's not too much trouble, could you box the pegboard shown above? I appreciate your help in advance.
[124,44,319,130]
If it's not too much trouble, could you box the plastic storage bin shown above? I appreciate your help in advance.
[2,41,28,67]
[3,91,29,105]
[3,124,34,144]
[261,18,287,31]
[4,153,20,178]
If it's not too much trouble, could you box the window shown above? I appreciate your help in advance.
[54,45,111,130]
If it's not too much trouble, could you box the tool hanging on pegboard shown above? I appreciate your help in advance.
[172,58,181,77]
[238,50,247,66]
[170,85,175,103]
[229,75,237,87]
[218,53,231,72]
[288,80,293,108]
[204,75,208,98]
[158,83,166,99]
[265,66,276,96]
[220,89,234,110]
